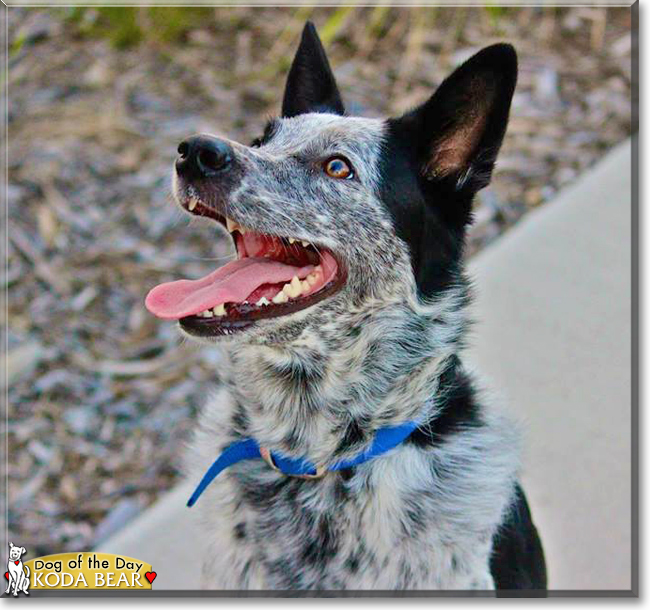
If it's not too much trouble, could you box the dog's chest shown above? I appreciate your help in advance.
[195,453,499,590]
[189,353,518,590]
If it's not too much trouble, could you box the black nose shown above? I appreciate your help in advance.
[176,135,233,179]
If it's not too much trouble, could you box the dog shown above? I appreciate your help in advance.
[5,543,30,596]
[145,22,546,591]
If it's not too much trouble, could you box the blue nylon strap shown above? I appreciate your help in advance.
[187,438,261,507]
[187,420,419,507]
[330,420,419,471]
[268,451,319,477]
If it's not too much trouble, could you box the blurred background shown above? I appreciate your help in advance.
[6,6,632,556]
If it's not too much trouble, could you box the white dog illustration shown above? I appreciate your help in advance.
[5,542,30,596]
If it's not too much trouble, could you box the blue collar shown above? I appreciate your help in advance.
[187,420,419,507]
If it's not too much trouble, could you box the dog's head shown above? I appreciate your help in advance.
[146,23,516,346]
[8,543,26,561]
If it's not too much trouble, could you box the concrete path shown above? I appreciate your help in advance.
[98,139,633,592]
[467,139,633,591]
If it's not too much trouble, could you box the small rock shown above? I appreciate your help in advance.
[1,340,48,390]
[27,440,55,463]
[534,67,561,106]
[63,406,98,436]
[85,61,113,88]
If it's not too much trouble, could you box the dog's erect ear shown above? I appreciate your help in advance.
[20,548,26,556]
[281,22,345,118]
[392,44,517,193]
[9,542,14,549]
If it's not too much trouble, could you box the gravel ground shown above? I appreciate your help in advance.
[6,6,633,556]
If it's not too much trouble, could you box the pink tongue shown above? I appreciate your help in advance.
[145,257,314,320]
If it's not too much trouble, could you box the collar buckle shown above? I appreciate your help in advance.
[259,447,327,479]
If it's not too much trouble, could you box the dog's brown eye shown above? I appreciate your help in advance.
[324,157,353,179]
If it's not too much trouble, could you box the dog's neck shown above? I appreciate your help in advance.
[218,289,467,466]
[190,287,521,590]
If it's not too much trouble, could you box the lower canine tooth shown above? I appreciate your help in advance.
[213,304,226,316]
[188,199,197,211]
[272,291,288,304]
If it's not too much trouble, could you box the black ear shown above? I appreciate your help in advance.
[393,44,517,193]
[281,22,345,118]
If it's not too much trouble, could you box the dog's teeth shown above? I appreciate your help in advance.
[281,275,302,299]
[301,280,311,292]
[213,304,226,316]
[302,240,310,247]
[226,218,248,235]
[188,199,197,211]
[315,265,323,275]
[226,217,238,233]
[256,297,270,306]
[272,290,289,304]
[203,309,214,317]
[288,238,296,244]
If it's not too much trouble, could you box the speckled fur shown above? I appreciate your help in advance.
[172,113,521,591]
[169,33,525,591]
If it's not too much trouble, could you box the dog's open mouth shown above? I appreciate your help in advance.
[145,202,345,336]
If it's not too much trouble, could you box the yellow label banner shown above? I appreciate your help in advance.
[21,552,155,590]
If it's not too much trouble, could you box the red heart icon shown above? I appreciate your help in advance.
[145,571,156,584]
[4,572,8,580]
[14,561,19,565]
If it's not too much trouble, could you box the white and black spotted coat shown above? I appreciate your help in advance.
[178,115,523,591]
